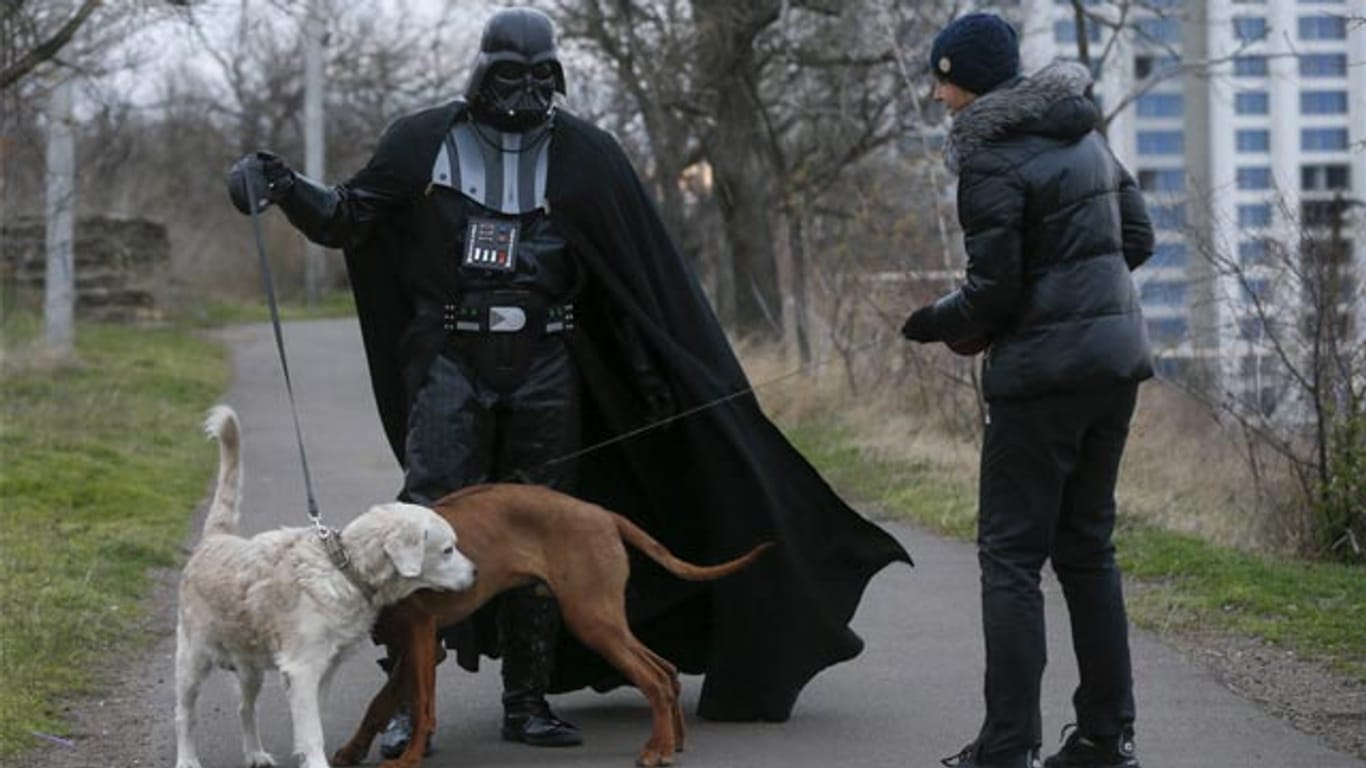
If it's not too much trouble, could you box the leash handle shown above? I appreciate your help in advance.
[244,172,323,525]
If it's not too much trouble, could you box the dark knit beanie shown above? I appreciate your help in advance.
[929,13,1020,95]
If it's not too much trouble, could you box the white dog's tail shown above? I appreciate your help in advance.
[202,405,243,539]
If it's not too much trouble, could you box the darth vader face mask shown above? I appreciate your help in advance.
[476,60,559,131]
[466,8,567,132]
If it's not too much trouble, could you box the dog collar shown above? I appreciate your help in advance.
[317,527,377,603]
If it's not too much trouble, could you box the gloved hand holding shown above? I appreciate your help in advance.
[900,306,936,343]
[227,151,297,215]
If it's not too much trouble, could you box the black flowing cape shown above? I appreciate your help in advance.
[342,101,911,722]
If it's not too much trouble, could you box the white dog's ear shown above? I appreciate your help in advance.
[384,525,426,578]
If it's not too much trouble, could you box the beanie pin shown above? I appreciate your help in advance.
[938,57,952,74]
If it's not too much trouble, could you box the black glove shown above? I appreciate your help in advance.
[900,306,936,342]
[227,151,297,215]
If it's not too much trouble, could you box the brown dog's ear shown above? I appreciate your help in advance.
[384,523,427,578]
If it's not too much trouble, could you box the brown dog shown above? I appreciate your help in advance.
[330,483,773,768]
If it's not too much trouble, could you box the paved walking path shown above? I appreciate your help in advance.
[141,319,1366,767]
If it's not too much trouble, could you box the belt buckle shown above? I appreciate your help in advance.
[487,305,527,333]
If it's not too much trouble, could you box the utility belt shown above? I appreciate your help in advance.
[439,290,575,394]
[442,290,574,336]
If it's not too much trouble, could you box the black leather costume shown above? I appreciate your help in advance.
[229,4,910,745]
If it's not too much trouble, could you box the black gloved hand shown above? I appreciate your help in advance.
[226,151,296,215]
[900,306,936,342]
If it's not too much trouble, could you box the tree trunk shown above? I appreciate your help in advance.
[44,73,76,362]
[692,0,782,342]
[787,209,811,363]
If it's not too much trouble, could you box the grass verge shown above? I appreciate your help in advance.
[0,317,231,757]
[786,421,1366,683]
[187,290,356,327]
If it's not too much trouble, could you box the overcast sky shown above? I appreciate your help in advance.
[103,0,496,110]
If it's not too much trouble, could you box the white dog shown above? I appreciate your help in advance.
[174,406,476,768]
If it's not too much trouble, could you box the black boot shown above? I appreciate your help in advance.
[374,656,433,759]
[498,586,583,747]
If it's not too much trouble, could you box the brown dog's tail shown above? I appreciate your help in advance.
[201,405,243,539]
[611,513,774,581]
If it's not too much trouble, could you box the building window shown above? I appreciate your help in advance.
[1236,129,1270,152]
[1151,203,1187,230]
[1233,55,1268,76]
[1300,91,1349,115]
[1134,54,1180,79]
[1233,16,1269,41]
[1141,280,1189,306]
[1302,200,1346,227]
[1239,239,1271,267]
[1151,242,1189,268]
[1237,167,1273,190]
[1299,53,1347,77]
[1298,15,1347,39]
[1302,128,1349,151]
[1054,18,1102,43]
[1147,317,1189,345]
[1235,91,1269,114]
[1138,169,1186,192]
[1238,317,1267,342]
[1136,93,1183,117]
[1239,203,1273,227]
[1138,130,1184,155]
[1136,17,1182,43]
[1153,357,1190,380]
[1243,277,1272,302]
[1302,164,1352,191]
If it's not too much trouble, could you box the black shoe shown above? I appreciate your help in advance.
[501,711,583,747]
[941,742,1041,768]
[1043,725,1140,768]
[378,709,434,759]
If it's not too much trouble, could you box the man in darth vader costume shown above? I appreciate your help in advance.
[229,5,909,757]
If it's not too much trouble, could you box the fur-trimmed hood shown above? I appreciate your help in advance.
[945,61,1099,173]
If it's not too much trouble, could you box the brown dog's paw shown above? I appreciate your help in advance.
[330,744,365,766]
[636,746,675,766]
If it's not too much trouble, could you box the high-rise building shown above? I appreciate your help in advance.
[1007,0,1366,410]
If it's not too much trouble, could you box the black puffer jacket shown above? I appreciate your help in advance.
[915,62,1154,401]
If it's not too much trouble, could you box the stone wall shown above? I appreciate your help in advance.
[1,216,169,322]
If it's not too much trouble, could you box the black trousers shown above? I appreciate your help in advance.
[973,383,1138,763]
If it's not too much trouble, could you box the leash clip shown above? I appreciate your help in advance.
[316,524,350,570]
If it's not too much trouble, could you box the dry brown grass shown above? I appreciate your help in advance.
[739,340,1301,555]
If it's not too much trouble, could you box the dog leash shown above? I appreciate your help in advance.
[242,174,370,596]
[536,336,888,472]
[531,330,989,476]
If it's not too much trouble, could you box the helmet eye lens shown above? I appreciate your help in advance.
[531,62,555,80]
[490,62,530,85]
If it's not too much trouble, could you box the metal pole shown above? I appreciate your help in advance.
[303,0,326,304]
[44,73,76,361]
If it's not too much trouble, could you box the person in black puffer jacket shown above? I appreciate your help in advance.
[900,13,1153,768]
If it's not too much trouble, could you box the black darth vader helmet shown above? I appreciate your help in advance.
[466,7,567,131]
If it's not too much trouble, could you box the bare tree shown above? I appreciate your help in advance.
[0,0,102,93]
[1190,193,1366,560]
